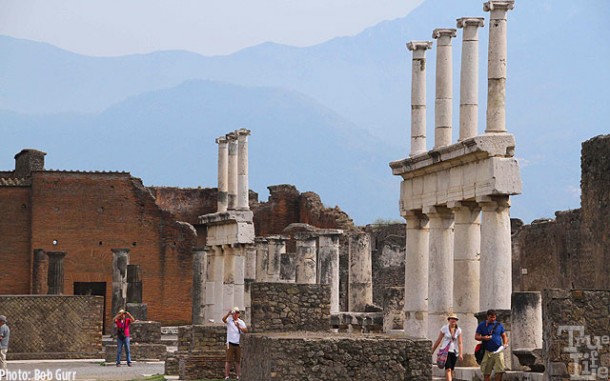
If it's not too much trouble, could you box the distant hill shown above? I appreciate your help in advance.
[0,80,397,224]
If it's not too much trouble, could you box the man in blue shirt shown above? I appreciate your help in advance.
[475,310,509,381]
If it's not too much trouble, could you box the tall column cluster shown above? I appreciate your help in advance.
[395,0,519,362]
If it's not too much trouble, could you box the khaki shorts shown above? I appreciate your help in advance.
[480,349,505,375]
[226,343,241,362]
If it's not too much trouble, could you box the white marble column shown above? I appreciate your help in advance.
[233,244,246,311]
[192,247,207,325]
[407,41,433,156]
[449,201,481,365]
[348,232,373,312]
[216,136,229,212]
[295,232,317,284]
[236,128,251,211]
[318,230,342,313]
[425,206,454,340]
[432,28,457,149]
[223,244,236,312]
[266,236,286,282]
[457,17,485,141]
[206,245,225,320]
[484,0,515,134]
[226,132,238,210]
[479,196,512,310]
[404,211,430,337]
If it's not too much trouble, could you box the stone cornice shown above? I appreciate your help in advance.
[389,134,516,179]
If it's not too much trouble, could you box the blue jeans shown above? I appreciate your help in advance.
[116,336,131,365]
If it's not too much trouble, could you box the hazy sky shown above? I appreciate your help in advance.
[0,0,424,56]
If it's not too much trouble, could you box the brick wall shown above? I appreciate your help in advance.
[250,283,330,333]
[543,289,610,381]
[240,333,432,381]
[0,295,103,360]
[0,186,31,294]
[27,171,196,330]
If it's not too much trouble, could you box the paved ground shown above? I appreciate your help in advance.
[3,359,166,381]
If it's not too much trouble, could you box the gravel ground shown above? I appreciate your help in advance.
[3,359,166,381]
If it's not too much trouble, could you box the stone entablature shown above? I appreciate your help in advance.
[390,134,521,211]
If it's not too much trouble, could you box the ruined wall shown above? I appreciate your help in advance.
[512,135,610,292]
[543,289,610,381]
[241,333,432,381]
[580,135,610,289]
[253,185,354,236]
[0,184,31,294]
[150,187,218,224]
[1,295,103,360]
[250,283,331,333]
[511,211,582,292]
[27,171,196,330]
[366,224,406,306]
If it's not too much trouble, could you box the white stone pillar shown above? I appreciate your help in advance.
[425,206,454,340]
[484,0,514,134]
[255,237,269,282]
[192,247,207,325]
[457,17,485,141]
[479,196,512,310]
[266,236,286,282]
[207,245,225,320]
[404,211,430,337]
[226,132,238,210]
[236,128,251,211]
[233,244,246,311]
[295,232,317,284]
[223,244,236,312]
[318,230,343,313]
[407,41,433,156]
[348,232,373,312]
[449,201,481,365]
[216,136,229,212]
[511,292,543,366]
[432,28,457,149]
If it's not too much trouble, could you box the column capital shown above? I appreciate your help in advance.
[477,195,511,211]
[483,1,515,15]
[407,40,433,53]
[216,136,228,145]
[236,128,251,139]
[46,251,66,259]
[423,205,454,219]
[111,248,130,255]
[432,28,457,40]
[226,131,237,141]
[447,200,480,211]
[456,17,485,29]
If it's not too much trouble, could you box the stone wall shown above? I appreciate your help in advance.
[250,283,331,332]
[165,325,227,380]
[367,224,406,307]
[0,295,103,360]
[542,289,610,381]
[579,135,610,289]
[240,332,431,381]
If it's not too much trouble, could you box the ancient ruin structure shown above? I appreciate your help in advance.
[390,0,521,362]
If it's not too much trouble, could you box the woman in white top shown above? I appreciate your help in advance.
[431,313,463,381]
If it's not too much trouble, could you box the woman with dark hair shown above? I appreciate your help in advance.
[431,313,463,381]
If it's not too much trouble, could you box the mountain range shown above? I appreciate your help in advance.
[1,0,609,225]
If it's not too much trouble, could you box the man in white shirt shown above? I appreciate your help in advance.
[222,307,248,380]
